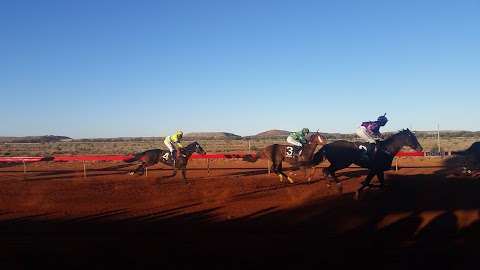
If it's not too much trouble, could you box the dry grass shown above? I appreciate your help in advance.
[1,136,479,156]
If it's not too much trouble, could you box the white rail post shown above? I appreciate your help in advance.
[395,157,399,172]
[145,167,148,176]
[267,160,270,175]
[23,160,27,175]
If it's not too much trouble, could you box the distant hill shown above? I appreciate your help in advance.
[184,132,242,140]
[250,130,356,139]
[253,130,291,138]
[0,135,72,143]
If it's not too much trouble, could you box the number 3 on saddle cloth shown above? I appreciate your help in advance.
[285,145,304,158]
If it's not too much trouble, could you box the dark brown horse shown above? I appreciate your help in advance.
[452,142,480,177]
[243,132,327,183]
[125,141,206,183]
[310,129,423,196]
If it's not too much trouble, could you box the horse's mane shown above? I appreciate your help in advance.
[307,132,326,143]
[181,141,199,153]
[383,129,411,144]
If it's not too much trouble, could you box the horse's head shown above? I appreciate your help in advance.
[399,129,423,152]
[193,142,206,155]
[308,132,328,146]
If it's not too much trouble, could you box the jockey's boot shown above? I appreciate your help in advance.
[366,143,377,168]
[171,150,177,165]
[368,143,377,157]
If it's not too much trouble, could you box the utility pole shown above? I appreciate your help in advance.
[437,124,441,155]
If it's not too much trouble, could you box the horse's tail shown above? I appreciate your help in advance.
[310,146,327,166]
[242,151,263,163]
[124,152,143,163]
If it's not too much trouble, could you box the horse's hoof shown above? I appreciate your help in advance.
[287,177,294,184]
[128,171,135,176]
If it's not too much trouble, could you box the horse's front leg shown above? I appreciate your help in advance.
[359,171,376,190]
[181,168,189,184]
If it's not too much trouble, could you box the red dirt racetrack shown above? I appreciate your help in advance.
[1,158,479,269]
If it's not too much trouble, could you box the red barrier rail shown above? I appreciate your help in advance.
[53,155,132,162]
[0,151,434,163]
[0,157,46,162]
[395,152,425,157]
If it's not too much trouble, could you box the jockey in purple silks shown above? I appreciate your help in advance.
[356,114,389,164]
[356,114,388,143]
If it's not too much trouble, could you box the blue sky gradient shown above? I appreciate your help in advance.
[1,0,479,138]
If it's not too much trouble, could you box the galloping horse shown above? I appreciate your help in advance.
[452,142,480,176]
[311,129,423,194]
[243,132,327,183]
[125,141,206,183]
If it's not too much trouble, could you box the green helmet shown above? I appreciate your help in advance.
[302,128,310,134]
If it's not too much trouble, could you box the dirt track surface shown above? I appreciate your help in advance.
[1,158,480,269]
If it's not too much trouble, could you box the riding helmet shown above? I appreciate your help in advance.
[377,114,388,125]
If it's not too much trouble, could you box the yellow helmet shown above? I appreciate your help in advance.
[176,130,183,137]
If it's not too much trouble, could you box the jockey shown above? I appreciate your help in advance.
[164,130,184,160]
[287,128,310,153]
[356,114,388,144]
[356,114,388,164]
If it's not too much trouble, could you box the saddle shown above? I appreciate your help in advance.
[165,149,187,162]
[358,142,380,161]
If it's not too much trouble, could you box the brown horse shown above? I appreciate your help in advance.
[243,132,327,183]
[125,141,206,183]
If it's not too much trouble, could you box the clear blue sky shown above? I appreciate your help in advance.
[1,0,479,138]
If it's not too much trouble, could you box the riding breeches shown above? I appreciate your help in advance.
[356,126,376,143]
[164,138,175,152]
[287,136,303,147]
